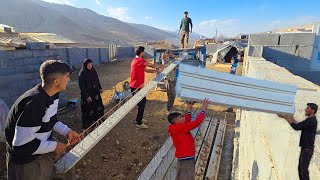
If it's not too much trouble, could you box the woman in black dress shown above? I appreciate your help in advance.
[79,58,104,129]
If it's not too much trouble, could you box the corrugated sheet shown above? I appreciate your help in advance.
[176,64,297,115]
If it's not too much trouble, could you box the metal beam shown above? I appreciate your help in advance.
[55,59,183,173]
[176,64,297,115]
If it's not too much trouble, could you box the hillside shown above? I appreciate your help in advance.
[0,0,177,45]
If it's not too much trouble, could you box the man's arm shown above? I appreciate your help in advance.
[179,19,182,34]
[145,68,160,73]
[190,18,193,33]
[278,114,310,130]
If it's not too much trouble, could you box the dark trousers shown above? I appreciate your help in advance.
[164,79,176,111]
[298,148,314,180]
[131,88,146,125]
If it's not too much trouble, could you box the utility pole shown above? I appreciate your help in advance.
[214,28,218,43]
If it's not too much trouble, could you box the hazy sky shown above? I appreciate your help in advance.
[41,0,320,37]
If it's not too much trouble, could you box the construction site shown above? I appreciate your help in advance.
[1,3,320,179]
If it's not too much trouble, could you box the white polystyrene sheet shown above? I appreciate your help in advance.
[176,64,297,115]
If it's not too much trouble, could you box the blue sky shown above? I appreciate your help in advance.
[42,0,320,37]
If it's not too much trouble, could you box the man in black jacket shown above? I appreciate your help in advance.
[278,103,318,180]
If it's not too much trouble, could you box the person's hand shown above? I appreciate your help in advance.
[99,89,103,93]
[54,142,67,155]
[87,97,92,103]
[201,98,209,111]
[66,130,81,145]
[156,68,163,73]
[277,114,286,119]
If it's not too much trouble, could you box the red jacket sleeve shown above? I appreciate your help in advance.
[183,111,205,132]
[184,112,192,123]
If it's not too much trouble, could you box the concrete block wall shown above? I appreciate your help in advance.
[0,49,60,106]
[0,45,134,107]
[117,46,135,59]
[248,33,320,84]
[235,57,320,180]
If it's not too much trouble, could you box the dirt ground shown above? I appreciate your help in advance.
[0,59,235,180]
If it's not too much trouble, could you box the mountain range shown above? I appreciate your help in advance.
[0,0,201,45]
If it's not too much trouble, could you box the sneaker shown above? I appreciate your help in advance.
[136,123,148,129]
[142,119,148,124]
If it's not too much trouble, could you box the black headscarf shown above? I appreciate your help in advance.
[79,58,100,89]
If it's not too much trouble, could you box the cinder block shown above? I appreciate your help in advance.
[262,46,296,58]
[295,46,313,60]
[249,34,280,46]
[1,58,24,68]
[32,50,49,57]
[0,67,16,76]
[0,50,14,60]
[16,64,40,73]
[23,57,42,65]
[0,90,10,98]
[6,74,25,82]
[248,46,263,57]
[68,48,87,67]
[279,33,316,46]
[26,42,47,50]
[48,49,60,56]
[87,48,100,64]
[0,79,17,91]
[57,48,69,63]
[99,48,109,63]
[13,50,33,59]
[17,79,38,89]
[24,72,40,80]
[117,46,135,59]
[3,96,18,107]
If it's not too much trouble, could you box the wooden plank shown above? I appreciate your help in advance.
[177,64,297,115]
[195,119,218,180]
[205,121,227,180]
[162,117,211,180]
[55,59,183,173]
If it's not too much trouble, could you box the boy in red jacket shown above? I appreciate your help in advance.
[168,98,209,180]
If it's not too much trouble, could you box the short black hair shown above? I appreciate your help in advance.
[168,112,181,124]
[136,46,145,56]
[237,51,244,57]
[40,60,72,84]
[184,11,188,14]
[307,103,318,114]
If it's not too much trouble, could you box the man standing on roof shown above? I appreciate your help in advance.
[278,103,318,180]
[179,11,193,49]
